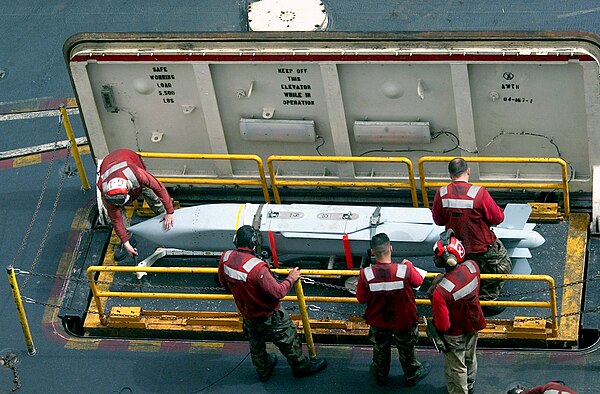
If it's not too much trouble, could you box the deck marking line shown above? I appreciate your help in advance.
[557,213,589,341]
[159,341,193,353]
[0,137,88,160]
[0,96,77,115]
[0,107,79,122]
[557,7,600,19]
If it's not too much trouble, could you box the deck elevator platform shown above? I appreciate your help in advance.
[59,197,598,351]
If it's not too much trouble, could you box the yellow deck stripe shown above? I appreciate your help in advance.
[64,340,101,350]
[13,154,42,167]
[234,203,244,231]
[79,145,90,155]
[189,342,224,353]
[128,341,162,352]
[43,207,90,327]
[556,213,588,341]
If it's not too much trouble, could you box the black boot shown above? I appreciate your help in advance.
[370,362,388,386]
[258,353,278,382]
[405,361,431,387]
[293,358,327,378]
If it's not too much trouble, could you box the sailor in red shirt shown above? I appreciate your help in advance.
[356,233,431,387]
[96,149,175,260]
[428,230,486,394]
[218,225,327,382]
[508,381,578,394]
[432,157,511,316]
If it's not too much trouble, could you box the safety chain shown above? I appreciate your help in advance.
[22,296,241,322]
[499,274,600,298]
[22,291,600,327]
[0,351,21,392]
[299,275,600,322]
[14,270,600,323]
[23,296,100,315]
[284,304,362,319]
[299,272,600,298]
[519,306,600,323]
[287,301,600,324]
[24,146,72,290]
[11,116,65,289]
[300,277,349,292]
[16,270,227,293]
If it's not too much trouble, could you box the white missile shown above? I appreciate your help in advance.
[128,202,544,274]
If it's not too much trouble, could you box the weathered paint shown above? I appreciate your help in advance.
[556,213,589,342]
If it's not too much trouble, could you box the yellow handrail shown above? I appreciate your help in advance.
[137,152,271,203]
[266,155,419,206]
[418,156,570,217]
[60,105,90,190]
[86,266,559,338]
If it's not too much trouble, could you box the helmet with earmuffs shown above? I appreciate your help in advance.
[433,229,466,267]
[104,177,131,206]
[233,225,259,250]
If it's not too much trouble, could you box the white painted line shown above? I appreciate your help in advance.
[557,7,600,19]
[0,137,88,160]
[0,107,80,122]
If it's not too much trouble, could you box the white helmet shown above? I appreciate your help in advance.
[104,178,130,205]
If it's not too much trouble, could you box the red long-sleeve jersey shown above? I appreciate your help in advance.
[432,260,486,336]
[522,382,577,394]
[432,180,504,254]
[218,248,295,320]
[97,149,174,243]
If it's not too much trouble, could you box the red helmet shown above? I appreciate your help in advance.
[433,236,465,266]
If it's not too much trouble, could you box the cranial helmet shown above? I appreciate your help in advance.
[104,177,130,206]
[233,225,259,250]
[433,229,465,267]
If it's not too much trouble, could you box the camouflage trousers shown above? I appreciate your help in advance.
[368,324,422,380]
[120,187,166,229]
[442,332,478,394]
[466,239,511,300]
[140,187,167,215]
[243,309,310,375]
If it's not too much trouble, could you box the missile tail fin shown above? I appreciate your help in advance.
[498,203,532,230]
[511,258,533,275]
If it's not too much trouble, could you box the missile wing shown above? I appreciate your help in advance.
[128,202,544,274]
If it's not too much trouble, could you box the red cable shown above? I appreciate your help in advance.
[268,230,279,267]
[342,234,353,269]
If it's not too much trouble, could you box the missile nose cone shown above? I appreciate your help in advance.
[530,231,545,248]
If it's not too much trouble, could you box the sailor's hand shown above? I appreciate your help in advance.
[401,259,411,264]
[162,213,174,230]
[426,273,444,299]
[124,241,138,257]
[287,267,301,283]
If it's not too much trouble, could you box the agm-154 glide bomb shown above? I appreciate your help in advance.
[128,202,544,277]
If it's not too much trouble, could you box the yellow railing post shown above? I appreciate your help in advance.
[6,266,37,355]
[86,268,107,325]
[548,276,559,337]
[294,278,316,359]
[59,105,90,191]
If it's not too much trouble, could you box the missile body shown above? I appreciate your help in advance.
[128,203,545,267]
